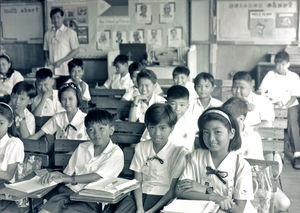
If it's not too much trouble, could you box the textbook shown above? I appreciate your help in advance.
[161,199,219,213]
[5,176,58,194]
[78,177,139,199]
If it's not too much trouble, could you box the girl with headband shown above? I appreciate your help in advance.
[0,102,25,211]
[176,107,257,212]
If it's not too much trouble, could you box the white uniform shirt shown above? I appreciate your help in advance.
[122,83,163,101]
[64,141,124,192]
[0,71,24,96]
[14,108,36,135]
[44,24,79,76]
[244,92,275,127]
[32,90,65,117]
[41,109,88,140]
[0,134,24,182]
[130,139,188,195]
[180,149,254,201]
[104,72,134,90]
[66,79,91,101]
[184,81,198,102]
[134,93,166,123]
[259,70,300,107]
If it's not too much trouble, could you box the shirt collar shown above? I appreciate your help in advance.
[0,134,10,147]
[87,140,114,155]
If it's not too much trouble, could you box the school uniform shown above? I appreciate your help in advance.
[12,108,36,137]
[243,91,275,127]
[0,71,24,97]
[66,79,91,101]
[44,24,79,76]
[32,90,65,117]
[184,81,198,102]
[133,94,166,123]
[41,109,88,140]
[41,140,124,213]
[104,72,134,90]
[180,149,256,212]
[122,83,163,101]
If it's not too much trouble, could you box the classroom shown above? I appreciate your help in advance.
[0,0,300,212]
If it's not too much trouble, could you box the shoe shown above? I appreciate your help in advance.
[292,157,300,169]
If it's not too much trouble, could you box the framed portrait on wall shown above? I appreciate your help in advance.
[159,2,175,24]
[96,30,111,50]
[168,27,183,48]
[130,29,144,43]
[147,29,162,48]
[136,3,152,24]
[112,31,127,49]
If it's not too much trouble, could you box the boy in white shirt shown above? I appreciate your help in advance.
[189,72,223,121]
[232,71,275,128]
[259,50,300,169]
[39,109,124,213]
[31,68,64,117]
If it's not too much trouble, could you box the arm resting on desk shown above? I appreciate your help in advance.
[0,162,18,181]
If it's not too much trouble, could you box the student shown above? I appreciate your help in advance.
[258,50,300,169]
[172,66,197,101]
[176,107,256,212]
[141,85,197,152]
[122,62,163,101]
[128,69,166,122]
[100,55,134,90]
[189,73,222,121]
[9,82,36,139]
[223,97,291,212]
[29,82,88,140]
[0,102,25,212]
[65,58,91,102]
[232,71,275,128]
[31,68,64,117]
[39,109,124,213]
[0,54,24,97]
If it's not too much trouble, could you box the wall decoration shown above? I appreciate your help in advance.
[130,29,144,43]
[168,27,183,47]
[96,30,111,50]
[159,2,175,23]
[136,3,152,24]
[147,29,162,48]
[112,31,127,49]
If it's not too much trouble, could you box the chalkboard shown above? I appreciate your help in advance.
[0,2,44,43]
[217,0,297,44]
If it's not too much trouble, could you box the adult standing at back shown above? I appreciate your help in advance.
[44,8,80,87]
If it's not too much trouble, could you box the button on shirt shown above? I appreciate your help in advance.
[41,109,88,140]
[104,72,134,90]
[64,141,124,192]
[44,24,79,76]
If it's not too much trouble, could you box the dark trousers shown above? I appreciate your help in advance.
[288,105,300,152]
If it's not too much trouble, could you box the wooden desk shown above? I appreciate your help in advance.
[70,192,129,204]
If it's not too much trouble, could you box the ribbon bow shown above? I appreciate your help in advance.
[0,74,7,81]
[147,156,164,164]
[206,166,228,185]
[65,124,77,132]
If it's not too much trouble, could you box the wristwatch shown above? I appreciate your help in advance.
[71,173,77,185]
[206,186,214,194]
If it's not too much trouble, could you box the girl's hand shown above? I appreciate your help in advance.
[177,179,206,193]
[40,171,64,185]
[218,197,235,211]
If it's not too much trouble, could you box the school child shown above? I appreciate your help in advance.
[31,68,65,117]
[141,85,197,152]
[128,69,166,122]
[172,65,197,101]
[0,54,24,97]
[122,62,163,101]
[29,82,88,140]
[232,71,275,128]
[100,54,134,90]
[65,59,91,101]
[9,81,36,139]
[39,109,124,213]
[0,102,25,212]
[176,107,256,213]
[189,73,222,121]
[223,97,291,212]
[258,50,300,169]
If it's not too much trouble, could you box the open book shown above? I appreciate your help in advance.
[161,199,219,213]
[79,177,139,199]
[5,176,58,194]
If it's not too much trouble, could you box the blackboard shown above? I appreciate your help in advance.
[0,2,44,43]
[217,0,297,44]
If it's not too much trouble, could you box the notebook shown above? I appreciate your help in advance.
[78,177,139,199]
[5,176,58,194]
[161,199,219,213]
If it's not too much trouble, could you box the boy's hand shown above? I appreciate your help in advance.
[40,171,64,185]
[177,179,206,193]
[219,197,235,210]
[134,95,148,105]
[42,89,53,100]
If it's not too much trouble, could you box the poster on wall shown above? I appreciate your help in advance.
[249,11,274,38]
[96,30,111,50]
[159,2,175,23]
[97,0,130,25]
[112,31,127,49]
[147,29,162,48]
[130,29,144,43]
[136,3,152,24]
[77,26,89,44]
[168,27,182,47]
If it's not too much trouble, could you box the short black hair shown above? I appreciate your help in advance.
[172,66,190,78]
[11,81,36,99]
[194,72,215,86]
[128,62,142,78]
[85,108,114,128]
[137,69,157,85]
[167,85,189,101]
[223,97,248,118]
[232,71,252,83]
[0,103,13,123]
[68,59,83,73]
[50,7,64,18]
[275,50,290,63]
[113,55,128,66]
[58,82,82,107]
[0,54,14,78]
[197,107,241,152]
[36,68,53,81]
[145,103,177,128]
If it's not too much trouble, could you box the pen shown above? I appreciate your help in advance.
[105,180,118,188]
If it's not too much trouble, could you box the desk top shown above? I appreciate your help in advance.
[70,192,129,204]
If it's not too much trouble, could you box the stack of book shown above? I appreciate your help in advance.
[161,199,219,213]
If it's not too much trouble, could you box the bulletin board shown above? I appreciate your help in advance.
[0,2,44,43]
[45,0,188,58]
[217,0,298,44]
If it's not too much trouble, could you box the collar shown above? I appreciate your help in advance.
[151,138,173,159]
[208,151,236,170]
[120,72,130,80]
[0,134,10,147]
[197,96,212,108]
[87,140,114,155]
[64,108,84,126]
[57,24,65,32]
